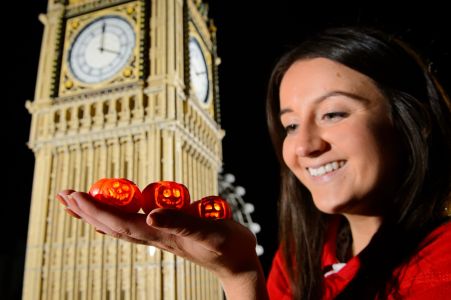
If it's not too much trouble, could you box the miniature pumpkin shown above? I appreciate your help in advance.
[189,196,232,220]
[88,178,143,213]
[141,181,190,213]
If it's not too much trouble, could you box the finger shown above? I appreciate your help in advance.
[60,190,177,250]
[63,193,114,236]
[64,207,81,219]
[147,208,232,254]
[148,208,225,236]
[89,226,161,246]
[68,192,167,244]
[56,190,77,206]
[60,192,193,254]
[58,189,76,197]
[56,194,68,207]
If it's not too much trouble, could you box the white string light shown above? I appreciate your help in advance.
[218,170,264,256]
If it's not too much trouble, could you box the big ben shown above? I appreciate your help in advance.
[23,0,224,299]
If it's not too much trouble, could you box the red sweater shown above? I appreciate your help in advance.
[266,220,451,299]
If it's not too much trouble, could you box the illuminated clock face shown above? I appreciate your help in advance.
[68,16,136,84]
[189,37,209,104]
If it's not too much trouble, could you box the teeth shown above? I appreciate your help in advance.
[307,161,345,177]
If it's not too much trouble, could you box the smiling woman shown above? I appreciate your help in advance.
[279,58,398,222]
[266,26,451,299]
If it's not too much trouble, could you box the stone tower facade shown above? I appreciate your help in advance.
[23,0,224,299]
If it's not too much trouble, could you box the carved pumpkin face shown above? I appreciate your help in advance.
[88,178,143,213]
[190,196,232,220]
[141,181,190,213]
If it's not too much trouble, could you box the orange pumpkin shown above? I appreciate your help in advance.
[88,178,143,213]
[141,181,190,213]
[189,196,232,220]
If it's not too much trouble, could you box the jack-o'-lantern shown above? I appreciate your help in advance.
[88,178,143,213]
[189,196,232,220]
[141,181,190,213]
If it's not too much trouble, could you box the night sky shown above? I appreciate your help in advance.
[2,1,450,299]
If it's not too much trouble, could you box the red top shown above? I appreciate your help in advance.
[266,220,451,299]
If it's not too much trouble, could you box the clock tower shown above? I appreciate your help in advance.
[23,0,224,299]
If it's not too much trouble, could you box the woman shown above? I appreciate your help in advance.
[58,26,451,299]
[265,27,451,299]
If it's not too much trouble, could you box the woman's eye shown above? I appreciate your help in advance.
[284,124,298,134]
[323,112,348,121]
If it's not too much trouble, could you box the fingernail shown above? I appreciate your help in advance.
[56,194,67,206]
[95,229,105,235]
[65,194,79,209]
[148,212,166,227]
[65,208,81,219]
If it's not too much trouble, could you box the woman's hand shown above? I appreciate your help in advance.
[56,190,269,300]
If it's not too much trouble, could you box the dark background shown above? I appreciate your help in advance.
[2,1,450,299]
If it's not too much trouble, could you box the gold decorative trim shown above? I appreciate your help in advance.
[65,0,132,17]
[59,1,143,97]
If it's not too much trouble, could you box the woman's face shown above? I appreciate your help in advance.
[280,58,399,216]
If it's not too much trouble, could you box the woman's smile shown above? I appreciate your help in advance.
[306,160,346,177]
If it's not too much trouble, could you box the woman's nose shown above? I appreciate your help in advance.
[294,125,329,157]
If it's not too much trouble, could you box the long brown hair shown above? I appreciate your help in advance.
[266,26,451,299]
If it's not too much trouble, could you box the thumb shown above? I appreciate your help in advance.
[146,208,224,240]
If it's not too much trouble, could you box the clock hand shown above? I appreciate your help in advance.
[101,47,120,55]
[99,22,106,52]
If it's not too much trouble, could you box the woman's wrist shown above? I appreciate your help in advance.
[218,257,269,300]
